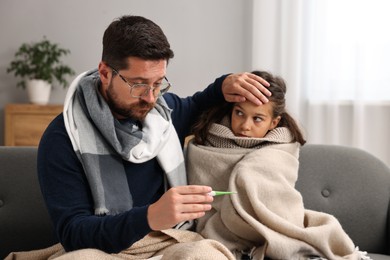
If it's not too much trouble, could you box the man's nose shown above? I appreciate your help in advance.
[141,88,156,103]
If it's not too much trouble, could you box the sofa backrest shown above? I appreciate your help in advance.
[1,145,389,258]
[296,144,390,255]
[0,146,57,259]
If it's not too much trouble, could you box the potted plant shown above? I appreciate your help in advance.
[7,37,75,105]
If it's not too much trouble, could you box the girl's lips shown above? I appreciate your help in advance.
[237,134,249,138]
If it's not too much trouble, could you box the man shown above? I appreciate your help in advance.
[37,15,270,255]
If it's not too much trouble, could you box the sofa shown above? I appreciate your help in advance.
[0,144,389,259]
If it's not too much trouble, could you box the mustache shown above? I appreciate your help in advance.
[137,100,155,110]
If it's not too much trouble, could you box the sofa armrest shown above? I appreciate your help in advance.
[0,147,57,259]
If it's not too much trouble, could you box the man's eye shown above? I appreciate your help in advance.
[133,83,148,87]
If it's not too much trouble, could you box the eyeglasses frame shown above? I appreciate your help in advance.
[108,65,171,98]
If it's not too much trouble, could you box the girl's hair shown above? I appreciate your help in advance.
[192,71,306,145]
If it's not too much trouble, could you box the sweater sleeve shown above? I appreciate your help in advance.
[164,74,228,144]
[37,115,152,253]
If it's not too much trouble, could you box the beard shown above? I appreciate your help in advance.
[105,82,155,121]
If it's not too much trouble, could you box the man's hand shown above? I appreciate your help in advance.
[222,72,271,105]
[147,185,213,231]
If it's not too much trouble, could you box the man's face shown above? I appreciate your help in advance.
[99,57,167,121]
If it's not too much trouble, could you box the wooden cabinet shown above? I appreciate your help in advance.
[4,104,63,146]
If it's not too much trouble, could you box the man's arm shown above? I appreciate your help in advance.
[38,115,152,253]
[164,72,271,144]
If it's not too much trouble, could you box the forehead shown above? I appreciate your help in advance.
[234,101,274,115]
[125,57,167,78]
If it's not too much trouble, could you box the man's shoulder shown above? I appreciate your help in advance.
[162,92,180,108]
[40,113,69,146]
[46,113,66,132]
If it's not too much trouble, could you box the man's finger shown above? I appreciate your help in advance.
[246,72,270,88]
[174,185,212,195]
[179,203,212,214]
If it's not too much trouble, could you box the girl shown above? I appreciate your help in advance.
[187,71,367,260]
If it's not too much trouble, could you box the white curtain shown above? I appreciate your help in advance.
[251,0,390,167]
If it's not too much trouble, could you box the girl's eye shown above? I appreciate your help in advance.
[235,110,243,116]
[254,117,262,122]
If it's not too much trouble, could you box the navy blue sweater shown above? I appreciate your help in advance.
[37,75,227,253]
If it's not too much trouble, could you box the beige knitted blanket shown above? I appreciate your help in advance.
[5,229,235,260]
[187,125,360,260]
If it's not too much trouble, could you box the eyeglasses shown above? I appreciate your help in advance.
[109,65,171,98]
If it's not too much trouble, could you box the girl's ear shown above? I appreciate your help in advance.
[270,115,281,130]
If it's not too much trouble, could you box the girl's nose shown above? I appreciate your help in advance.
[241,119,251,131]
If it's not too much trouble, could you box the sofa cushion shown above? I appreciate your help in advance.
[296,144,390,255]
[0,147,57,259]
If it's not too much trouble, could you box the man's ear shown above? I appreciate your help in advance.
[98,62,112,87]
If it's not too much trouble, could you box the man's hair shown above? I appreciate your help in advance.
[102,15,174,70]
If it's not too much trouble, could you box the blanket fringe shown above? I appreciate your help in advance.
[243,246,372,260]
[94,207,109,215]
[355,246,372,260]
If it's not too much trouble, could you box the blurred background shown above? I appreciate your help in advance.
[1,0,389,166]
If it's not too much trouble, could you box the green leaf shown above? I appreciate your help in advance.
[6,36,75,89]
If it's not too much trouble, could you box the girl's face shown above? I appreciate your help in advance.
[231,101,281,138]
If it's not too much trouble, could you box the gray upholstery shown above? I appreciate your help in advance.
[296,144,390,258]
[0,145,389,259]
[0,147,57,259]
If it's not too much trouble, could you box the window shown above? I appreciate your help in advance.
[303,0,390,101]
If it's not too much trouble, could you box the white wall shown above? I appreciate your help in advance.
[0,0,253,145]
